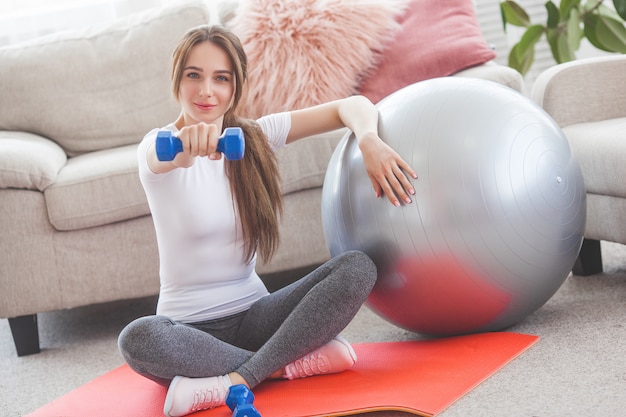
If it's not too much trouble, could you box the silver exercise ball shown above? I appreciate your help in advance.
[322,78,586,336]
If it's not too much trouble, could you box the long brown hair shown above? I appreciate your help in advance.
[171,25,283,263]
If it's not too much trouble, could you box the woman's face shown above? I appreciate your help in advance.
[178,41,235,127]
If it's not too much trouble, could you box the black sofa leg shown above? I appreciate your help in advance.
[572,238,603,276]
[8,314,41,356]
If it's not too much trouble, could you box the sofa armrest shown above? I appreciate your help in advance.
[453,61,524,93]
[531,55,626,128]
[0,131,67,191]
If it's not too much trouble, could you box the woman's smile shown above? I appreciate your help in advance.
[194,102,216,111]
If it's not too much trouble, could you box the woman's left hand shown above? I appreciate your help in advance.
[358,132,417,207]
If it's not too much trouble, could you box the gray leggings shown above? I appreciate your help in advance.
[118,251,376,388]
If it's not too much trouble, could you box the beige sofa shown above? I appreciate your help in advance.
[0,1,522,356]
[531,55,626,275]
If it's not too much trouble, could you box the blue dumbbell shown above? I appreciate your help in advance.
[226,384,261,417]
[155,127,245,161]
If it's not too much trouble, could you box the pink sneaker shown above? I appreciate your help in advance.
[163,374,232,417]
[283,336,357,380]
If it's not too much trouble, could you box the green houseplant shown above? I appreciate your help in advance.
[500,0,626,75]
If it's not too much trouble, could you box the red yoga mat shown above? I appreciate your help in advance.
[26,332,539,417]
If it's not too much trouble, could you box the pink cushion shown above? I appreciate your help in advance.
[358,0,497,103]
[228,0,405,119]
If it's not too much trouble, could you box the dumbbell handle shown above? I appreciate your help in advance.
[155,127,245,161]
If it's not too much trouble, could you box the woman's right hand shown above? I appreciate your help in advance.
[174,122,223,165]
[148,122,222,173]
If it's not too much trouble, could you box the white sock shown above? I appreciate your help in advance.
[221,374,233,388]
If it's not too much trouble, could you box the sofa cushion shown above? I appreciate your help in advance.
[277,130,346,196]
[44,145,150,231]
[45,126,343,231]
[0,132,66,191]
[0,2,211,156]
[563,118,626,199]
[227,0,408,119]
[358,0,497,103]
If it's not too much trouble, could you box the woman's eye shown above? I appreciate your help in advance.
[216,75,229,82]
[186,72,200,79]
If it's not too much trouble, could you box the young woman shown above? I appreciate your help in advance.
[118,25,416,417]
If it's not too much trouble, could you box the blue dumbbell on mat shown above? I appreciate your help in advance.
[155,127,245,161]
[226,384,261,417]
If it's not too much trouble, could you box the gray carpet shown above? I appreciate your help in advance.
[1,241,625,417]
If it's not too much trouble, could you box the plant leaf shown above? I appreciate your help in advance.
[521,24,546,47]
[567,7,584,52]
[614,0,626,21]
[509,25,544,75]
[545,1,560,28]
[598,3,621,20]
[546,27,576,63]
[560,0,581,19]
[583,0,603,12]
[501,1,531,29]
[584,12,626,52]
[509,42,535,75]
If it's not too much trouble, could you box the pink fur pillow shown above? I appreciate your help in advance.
[228,0,407,119]
[358,0,497,103]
